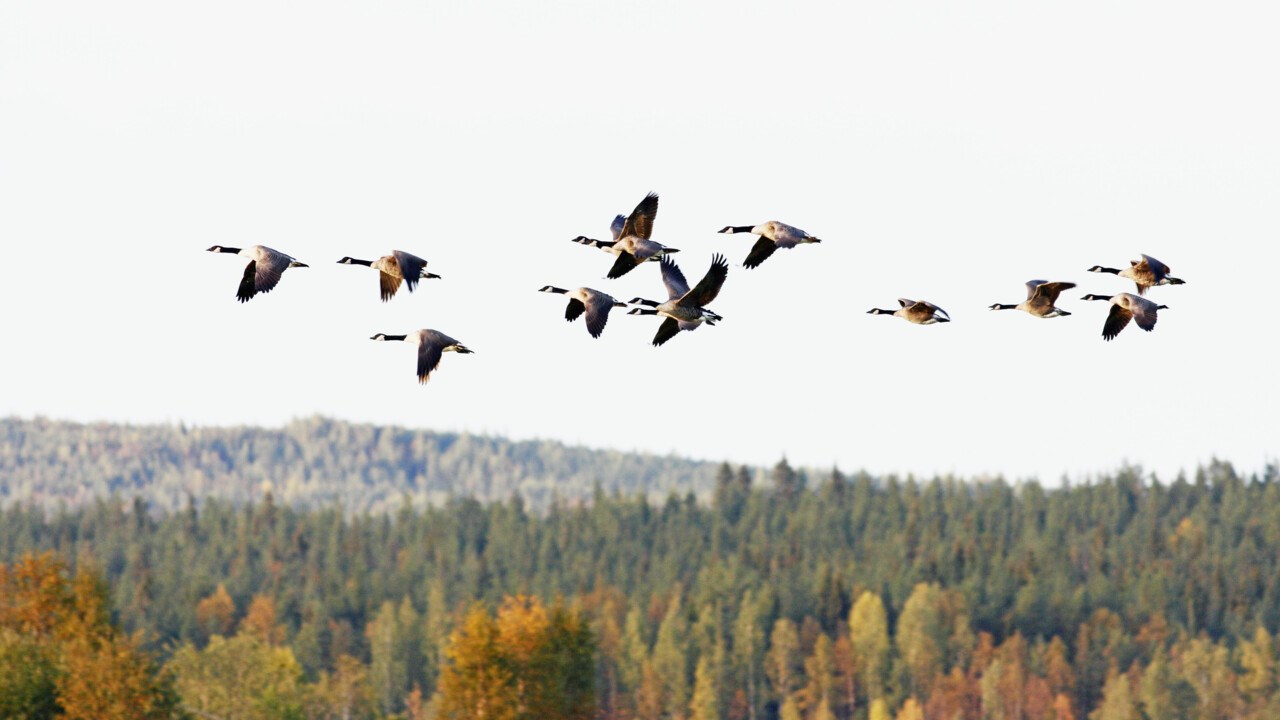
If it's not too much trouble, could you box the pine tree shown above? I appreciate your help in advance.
[772,459,802,503]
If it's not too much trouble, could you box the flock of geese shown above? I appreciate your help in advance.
[206,192,1187,384]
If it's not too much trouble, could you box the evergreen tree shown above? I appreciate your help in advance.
[772,458,802,503]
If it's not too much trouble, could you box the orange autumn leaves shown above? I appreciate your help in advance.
[0,553,177,720]
[435,595,595,720]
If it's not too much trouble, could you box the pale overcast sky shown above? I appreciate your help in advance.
[2,1,1277,484]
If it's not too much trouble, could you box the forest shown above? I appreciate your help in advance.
[4,422,1280,718]
[0,416,719,512]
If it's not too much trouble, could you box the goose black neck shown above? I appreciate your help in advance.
[726,225,754,233]
[992,304,1017,310]
[1094,266,1120,274]
[378,334,407,341]
[347,258,374,266]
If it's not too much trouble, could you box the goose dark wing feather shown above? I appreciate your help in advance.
[606,251,640,279]
[583,296,613,338]
[660,257,690,300]
[1131,302,1159,332]
[1102,304,1132,341]
[619,192,659,241]
[392,251,427,291]
[237,260,258,302]
[1033,281,1076,303]
[742,237,778,269]
[652,317,681,346]
[680,254,729,308]
[254,254,289,294]
[416,341,445,384]
[565,298,586,322]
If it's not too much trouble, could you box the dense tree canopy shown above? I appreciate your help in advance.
[4,418,1280,717]
[0,417,722,513]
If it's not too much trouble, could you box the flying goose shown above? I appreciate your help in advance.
[867,299,951,324]
[571,193,679,279]
[717,221,821,269]
[370,330,473,384]
[628,254,729,346]
[538,286,628,338]
[337,250,441,302]
[1087,254,1185,295]
[989,280,1076,318]
[571,214,627,252]
[1081,293,1168,341]
[206,245,308,302]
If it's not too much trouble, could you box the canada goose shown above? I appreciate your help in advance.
[538,286,628,338]
[989,280,1076,318]
[337,251,441,302]
[867,299,950,324]
[370,330,473,384]
[206,245,308,302]
[628,254,729,346]
[571,193,679,279]
[1081,293,1168,341]
[717,221,821,269]
[571,214,627,252]
[1087,254,1185,295]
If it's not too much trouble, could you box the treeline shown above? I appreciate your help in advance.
[4,459,1280,718]
[0,416,721,512]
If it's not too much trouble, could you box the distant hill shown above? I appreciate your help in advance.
[0,416,744,513]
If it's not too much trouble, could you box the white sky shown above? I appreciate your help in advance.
[2,1,1277,485]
